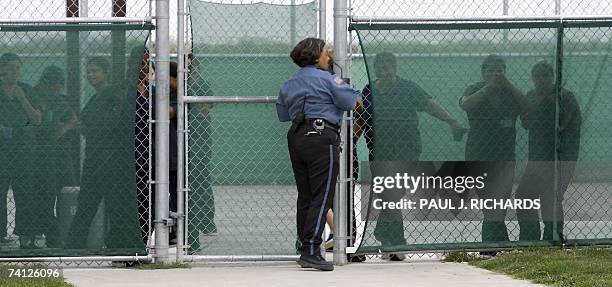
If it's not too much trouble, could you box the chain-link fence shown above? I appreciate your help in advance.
[346,1,612,258]
[349,19,612,254]
[4,0,610,265]
[0,23,152,258]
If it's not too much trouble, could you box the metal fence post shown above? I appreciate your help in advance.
[176,0,187,263]
[318,0,326,40]
[154,0,171,264]
[290,0,296,45]
[333,0,349,266]
[553,21,565,243]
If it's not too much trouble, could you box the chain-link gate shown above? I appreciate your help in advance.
[184,0,317,258]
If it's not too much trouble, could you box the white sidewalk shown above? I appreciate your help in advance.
[63,260,546,287]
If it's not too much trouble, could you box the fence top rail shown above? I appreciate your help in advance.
[350,15,612,23]
[0,23,154,32]
[184,96,277,104]
[350,20,612,31]
[0,17,153,24]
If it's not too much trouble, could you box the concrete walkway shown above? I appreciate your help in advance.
[64,260,546,287]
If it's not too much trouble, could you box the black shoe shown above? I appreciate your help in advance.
[19,236,35,249]
[348,254,366,262]
[382,253,406,261]
[297,254,334,271]
[389,254,406,261]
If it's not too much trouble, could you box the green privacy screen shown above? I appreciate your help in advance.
[187,1,315,255]
[0,23,152,257]
[351,21,612,253]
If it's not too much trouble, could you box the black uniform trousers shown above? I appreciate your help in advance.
[288,122,339,256]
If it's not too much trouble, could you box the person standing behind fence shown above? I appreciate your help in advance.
[186,53,217,253]
[130,47,154,246]
[25,66,78,248]
[0,53,41,246]
[67,57,143,249]
[516,60,581,241]
[459,54,528,253]
[166,61,182,246]
[277,37,361,271]
[356,52,465,261]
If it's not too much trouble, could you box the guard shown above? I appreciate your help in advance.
[276,38,360,271]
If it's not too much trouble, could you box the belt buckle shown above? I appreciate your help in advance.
[313,119,325,132]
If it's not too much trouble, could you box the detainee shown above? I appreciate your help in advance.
[516,60,581,241]
[355,52,465,260]
[276,37,361,271]
[459,54,529,255]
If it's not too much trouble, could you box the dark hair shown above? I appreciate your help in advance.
[86,57,111,76]
[290,37,325,67]
[481,54,506,72]
[38,65,65,86]
[532,60,553,77]
[374,52,397,68]
[169,61,178,78]
[0,53,22,67]
[128,46,149,78]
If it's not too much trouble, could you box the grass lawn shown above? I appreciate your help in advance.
[447,247,612,287]
[0,264,73,287]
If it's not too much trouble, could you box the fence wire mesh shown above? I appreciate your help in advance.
[347,1,612,258]
[350,0,612,18]
[0,0,150,19]
[350,20,612,254]
[0,23,152,258]
[186,0,317,255]
[186,103,297,255]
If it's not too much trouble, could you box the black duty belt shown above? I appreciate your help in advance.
[305,118,340,134]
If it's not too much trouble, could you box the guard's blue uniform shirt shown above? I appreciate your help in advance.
[276,66,360,125]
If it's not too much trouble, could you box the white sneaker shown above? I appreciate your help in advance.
[324,234,334,251]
